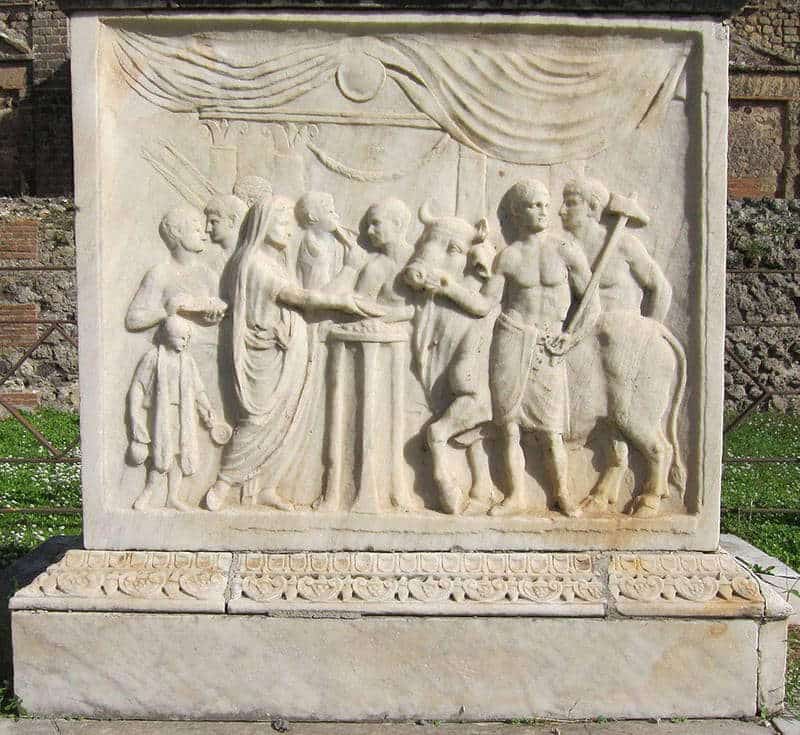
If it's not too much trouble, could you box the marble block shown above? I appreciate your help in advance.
[9,548,791,719]
[69,11,729,552]
[11,8,780,723]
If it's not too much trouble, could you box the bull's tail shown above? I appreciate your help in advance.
[661,327,687,496]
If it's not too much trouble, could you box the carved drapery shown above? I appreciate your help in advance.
[112,29,690,165]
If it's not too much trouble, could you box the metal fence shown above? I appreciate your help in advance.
[722,264,800,518]
[0,266,797,523]
[0,251,81,520]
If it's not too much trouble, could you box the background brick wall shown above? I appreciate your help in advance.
[0,196,76,411]
[0,0,797,414]
[0,0,71,196]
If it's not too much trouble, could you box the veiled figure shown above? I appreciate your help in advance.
[205,195,382,511]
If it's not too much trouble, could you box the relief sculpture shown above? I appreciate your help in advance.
[127,316,230,511]
[403,205,498,515]
[116,23,698,536]
[202,196,383,512]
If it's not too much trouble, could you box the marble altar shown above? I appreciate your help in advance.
[11,9,789,721]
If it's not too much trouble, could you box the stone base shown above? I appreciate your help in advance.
[10,548,792,721]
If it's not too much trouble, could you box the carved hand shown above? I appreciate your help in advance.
[350,294,387,318]
[200,407,215,427]
[544,332,575,357]
[198,297,226,324]
[165,293,193,316]
[422,270,449,295]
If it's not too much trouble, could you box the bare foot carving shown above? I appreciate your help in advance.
[313,494,341,513]
[166,496,193,513]
[390,491,424,513]
[555,491,580,518]
[464,486,501,515]
[489,496,543,517]
[577,492,614,517]
[257,488,295,512]
[132,488,155,511]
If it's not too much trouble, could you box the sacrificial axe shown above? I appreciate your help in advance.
[563,191,650,336]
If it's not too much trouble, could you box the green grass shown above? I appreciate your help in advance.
[0,409,82,571]
[0,409,81,510]
[723,411,800,510]
[788,627,800,718]
[721,411,800,570]
[0,512,82,572]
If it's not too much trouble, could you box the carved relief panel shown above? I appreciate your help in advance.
[74,12,728,551]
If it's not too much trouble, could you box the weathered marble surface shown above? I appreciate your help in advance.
[9,613,765,720]
[12,549,789,619]
[0,721,786,735]
[11,547,788,719]
[72,12,728,552]
[10,549,231,612]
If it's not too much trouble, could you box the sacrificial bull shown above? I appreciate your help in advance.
[403,202,499,514]
[404,203,687,518]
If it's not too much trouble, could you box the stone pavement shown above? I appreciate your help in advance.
[0,720,792,734]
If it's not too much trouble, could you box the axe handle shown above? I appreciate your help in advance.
[564,214,629,335]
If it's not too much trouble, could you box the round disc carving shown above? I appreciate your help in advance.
[336,53,386,102]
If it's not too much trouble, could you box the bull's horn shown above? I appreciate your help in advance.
[418,200,436,225]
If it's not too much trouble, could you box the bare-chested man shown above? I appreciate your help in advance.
[489,180,598,516]
[126,206,226,332]
[353,198,415,320]
[559,177,671,320]
[559,177,673,516]
[433,180,597,516]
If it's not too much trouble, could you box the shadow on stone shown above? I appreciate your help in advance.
[0,535,82,693]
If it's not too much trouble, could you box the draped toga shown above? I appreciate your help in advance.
[217,202,317,490]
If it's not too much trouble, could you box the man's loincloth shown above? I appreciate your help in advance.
[490,311,569,434]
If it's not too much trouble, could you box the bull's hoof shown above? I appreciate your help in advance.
[578,493,613,517]
[440,484,468,515]
[632,493,662,518]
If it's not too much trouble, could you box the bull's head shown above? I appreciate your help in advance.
[404,201,494,292]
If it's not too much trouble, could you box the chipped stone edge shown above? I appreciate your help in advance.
[8,548,786,619]
[10,550,233,614]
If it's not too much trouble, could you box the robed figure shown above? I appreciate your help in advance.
[205,195,383,511]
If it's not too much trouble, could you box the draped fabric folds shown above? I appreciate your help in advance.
[113,28,691,165]
[218,200,313,488]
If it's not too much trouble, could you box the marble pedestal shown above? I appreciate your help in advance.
[10,548,791,721]
[10,7,755,723]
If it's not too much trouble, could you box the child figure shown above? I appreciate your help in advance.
[295,191,348,289]
[128,316,230,511]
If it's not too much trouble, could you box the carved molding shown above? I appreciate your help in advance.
[12,550,783,619]
[12,550,232,612]
[609,553,765,613]
[235,552,603,609]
